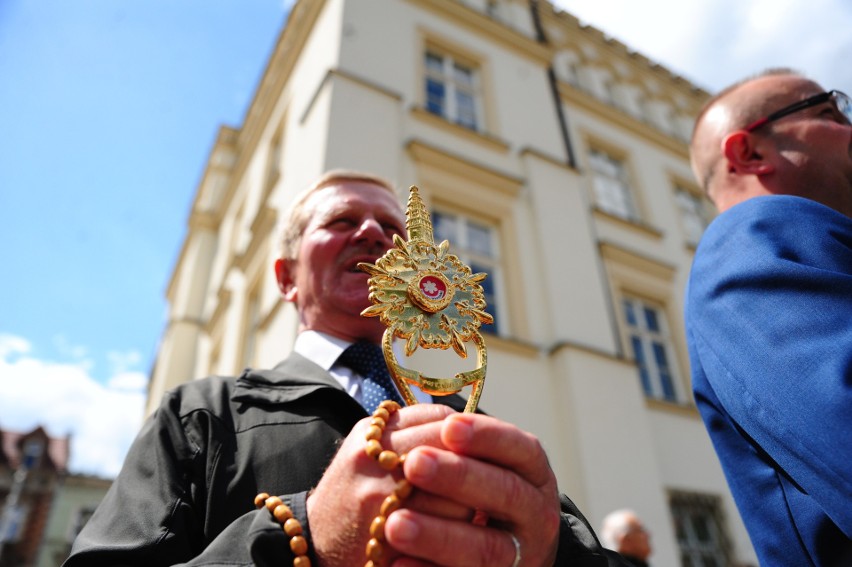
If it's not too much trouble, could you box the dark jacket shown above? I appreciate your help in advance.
[66,353,624,566]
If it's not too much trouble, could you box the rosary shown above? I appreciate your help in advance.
[257,186,493,566]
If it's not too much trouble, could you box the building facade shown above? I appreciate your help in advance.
[146,1,756,565]
[35,475,111,567]
[0,427,69,567]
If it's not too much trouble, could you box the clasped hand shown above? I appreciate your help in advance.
[307,404,561,567]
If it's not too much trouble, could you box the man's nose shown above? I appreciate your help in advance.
[354,217,390,245]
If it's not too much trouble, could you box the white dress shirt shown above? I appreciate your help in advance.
[293,330,432,406]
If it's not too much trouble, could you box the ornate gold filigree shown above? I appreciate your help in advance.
[359,186,493,413]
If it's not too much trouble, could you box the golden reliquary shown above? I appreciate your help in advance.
[358,186,493,413]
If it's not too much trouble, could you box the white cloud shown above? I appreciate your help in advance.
[108,371,148,391]
[552,0,852,96]
[0,336,146,478]
[107,349,143,375]
[0,333,30,358]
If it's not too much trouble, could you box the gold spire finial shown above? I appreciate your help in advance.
[405,186,434,244]
[357,185,492,413]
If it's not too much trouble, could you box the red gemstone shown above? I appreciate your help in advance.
[419,275,447,300]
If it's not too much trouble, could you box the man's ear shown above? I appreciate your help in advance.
[722,131,775,176]
[274,258,298,302]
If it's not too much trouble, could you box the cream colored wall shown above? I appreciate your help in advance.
[648,410,756,564]
[518,342,686,565]
[521,154,618,350]
[147,0,756,564]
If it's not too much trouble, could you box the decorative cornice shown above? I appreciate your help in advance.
[410,0,551,64]
[519,146,577,172]
[405,138,523,196]
[591,207,664,240]
[410,106,511,153]
[559,83,690,159]
[598,240,677,282]
[301,68,403,125]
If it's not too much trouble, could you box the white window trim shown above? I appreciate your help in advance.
[622,296,683,403]
[674,186,711,247]
[432,209,506,335]
[670,491,732,567]
[588,148,641,222]
[424,49,482,131]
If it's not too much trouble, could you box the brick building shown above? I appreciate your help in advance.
[0,427,69,567]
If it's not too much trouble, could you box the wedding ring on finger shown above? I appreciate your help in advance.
[508,532,522,567]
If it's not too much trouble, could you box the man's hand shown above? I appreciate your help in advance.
[385,413,562,567]
[307,403,473,567]
[307,407,561,567]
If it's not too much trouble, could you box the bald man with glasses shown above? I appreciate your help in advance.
[686,69,852,566]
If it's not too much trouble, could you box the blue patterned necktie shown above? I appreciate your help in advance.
[338,341,405,413]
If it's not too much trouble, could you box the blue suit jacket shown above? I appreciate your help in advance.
[685,195,852,566]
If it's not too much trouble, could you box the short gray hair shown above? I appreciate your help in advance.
[277,169,398,260]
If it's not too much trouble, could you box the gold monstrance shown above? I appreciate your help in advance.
[358,186,493,413]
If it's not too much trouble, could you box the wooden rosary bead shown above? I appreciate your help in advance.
[380,494,401,517]
[265,496,283,512]
[284,518,303,536]
[366,537,385,563]
[362,398,410,567]
[365,439,383,458]
[254,493,270,508]
[290,535,309,556]
[254,493,311,567]
[365,424,383,441]
[373,407,390,422]
[369,515,387,540]
[274,504,294,523]
[393,478,413,499]
[378,450,400,470]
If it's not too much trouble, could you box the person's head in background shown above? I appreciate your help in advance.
[600,509,652,564]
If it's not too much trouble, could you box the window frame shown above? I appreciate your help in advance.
[673,184,713,247]
[669,490,733,567]
[598,242,689,406]
[423,47,482,131]
[621,295,682,403]
[431,208,505,336]
[587,147,642,222]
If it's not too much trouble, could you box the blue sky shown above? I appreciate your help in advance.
[0,1,290,475]
[1,0,850,478]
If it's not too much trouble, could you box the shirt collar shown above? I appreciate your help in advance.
[293,330,432,404]
[293,330,354,370]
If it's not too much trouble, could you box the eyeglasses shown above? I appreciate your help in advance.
[743,90,852,132]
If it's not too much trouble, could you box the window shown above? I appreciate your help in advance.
[622,297,679,402]
[22,439,44,470]
[670,491,732,567]
[674,187,711,246]
[588,149,640,221]
[424,50,480,130]
[432,211,501,334]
